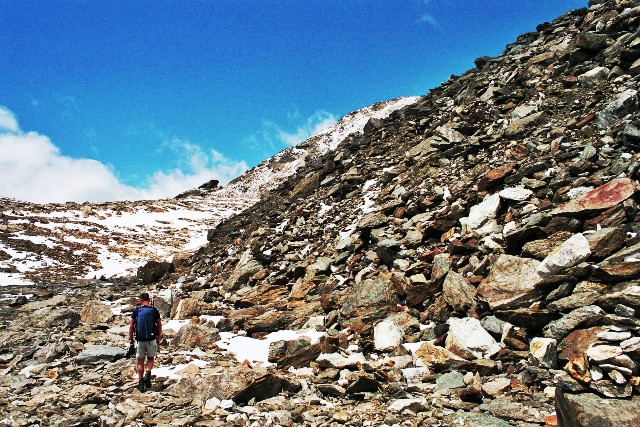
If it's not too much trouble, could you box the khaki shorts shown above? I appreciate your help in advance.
[136,340,158,359]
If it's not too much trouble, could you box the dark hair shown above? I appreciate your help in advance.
[139,292,150,301]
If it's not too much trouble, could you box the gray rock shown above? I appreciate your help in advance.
[543,305,605,340]
[435,370,465,392]
[577,66,609,86]
[556,389,640,427]
[225,250,262,291]
[442,271,476,312]
[596,89,638,130]
[76,345,126,365]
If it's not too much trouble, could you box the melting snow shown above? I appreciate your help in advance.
[216,329,325,367]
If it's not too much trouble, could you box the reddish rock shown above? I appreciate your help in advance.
[477,164,516,191]
[566,353,592,383]
[575,113,595,128]
[552,178,639,215]
[476,255,561,310]
[414,341,464,368]
[558,327,607,361]
[585,227,626,259]
[583,204,628,230]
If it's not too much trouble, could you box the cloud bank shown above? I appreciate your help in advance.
[275,110,338,146]
[0,106,248,204]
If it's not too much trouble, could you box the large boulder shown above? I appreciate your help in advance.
[476,255,560,310]
[169,366,300,405]
[137,260,174,285]
[556,389,640,427]
[80,301,114,323]
[339,275,399,332]
[169,323,220,350]
[225,250,262,291]
[551,178,639,215]
[76,345,126,365]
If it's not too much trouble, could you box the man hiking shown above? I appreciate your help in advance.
[129,292,162,392]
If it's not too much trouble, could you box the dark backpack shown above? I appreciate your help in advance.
[133,306,159,341]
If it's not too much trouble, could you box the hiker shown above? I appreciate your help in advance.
[129,292,162,391]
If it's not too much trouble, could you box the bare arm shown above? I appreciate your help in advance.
[129,318,135,343]
[156,317,162,344]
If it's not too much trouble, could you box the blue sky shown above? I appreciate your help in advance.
[0,0,586,203]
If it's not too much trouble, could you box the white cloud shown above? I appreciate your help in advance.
[264,110,337,147]
[244,110,338,156]
[0,108,248,204]
[420,14,439,27]
[0,106,20,132]
[277,110,337,146]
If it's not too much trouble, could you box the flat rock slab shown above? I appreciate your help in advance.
[556,389,640,427]
[476,255,559,310]
[76,345,127,365]
[552,178,639,215]
[443,412,511,427]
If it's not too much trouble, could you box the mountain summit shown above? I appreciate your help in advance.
[2,1,640,425]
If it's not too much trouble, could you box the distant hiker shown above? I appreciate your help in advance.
[129,292,162,392]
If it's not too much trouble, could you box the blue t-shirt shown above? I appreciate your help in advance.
[131,306,160,341]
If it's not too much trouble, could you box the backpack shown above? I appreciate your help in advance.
[133,306,159,341]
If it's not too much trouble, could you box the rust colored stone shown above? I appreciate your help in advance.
[553,178,639,215]
[576,113,595,128]
[477,164,516,191]
[566,353,592,383]
[558,326,606,361]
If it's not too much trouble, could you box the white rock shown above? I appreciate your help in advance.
[316,352,366,369]
[608,369,627,385]
[445,317,501,359]
[499,187,533,201]
[204,397,221,410]
[578,66,609,86]
[374,318,404,351]
[481,377,511,397]
[301,316,325,330]
[590,364,604,381]
[464,193,501,236]
[401,367,431,384]
[388,398,429,413]
[586,345,623,362]
[597,330,632,342]
[538,233,591,275]
[529,337,557,369]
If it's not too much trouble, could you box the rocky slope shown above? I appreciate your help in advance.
[3,0,640,426]
[0,97,415,300]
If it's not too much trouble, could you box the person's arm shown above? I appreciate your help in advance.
[128,317,135,343]
[156,317,163,345]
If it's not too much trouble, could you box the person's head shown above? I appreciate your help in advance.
[139,292,150,304]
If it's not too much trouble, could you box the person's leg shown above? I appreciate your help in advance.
[136,341,148,391]
[136,358,145,379]
[144,356,154,387]
[143,341,157,388]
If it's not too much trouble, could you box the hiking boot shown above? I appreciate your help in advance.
[144,372,152,389]
[137,379,145,392]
